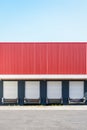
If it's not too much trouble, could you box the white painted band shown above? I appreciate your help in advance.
[0,74,87,80]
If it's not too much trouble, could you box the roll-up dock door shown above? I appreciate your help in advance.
[69,81,85,104]
[3,81,18,104]
[24,81,40,104]
[47,81,62,104]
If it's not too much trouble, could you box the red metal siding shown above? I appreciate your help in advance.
[34,43,47,74]
[47,43,59,74]
[0,42,86,74]
[58,43,86,74]
[47,43,86,74]
[22,43,35,74]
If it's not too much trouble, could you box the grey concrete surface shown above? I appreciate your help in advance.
[0,110,87,130]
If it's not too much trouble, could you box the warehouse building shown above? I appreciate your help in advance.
[0,42,87,105]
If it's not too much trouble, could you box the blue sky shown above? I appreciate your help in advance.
[0,0,87,41]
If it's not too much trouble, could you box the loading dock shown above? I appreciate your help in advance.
[0,80,86,105]
[69,81,85,104]
[24,81,40,104]
[47,81,62,104]
[2,81,18,104]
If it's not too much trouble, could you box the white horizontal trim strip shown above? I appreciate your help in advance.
[0,75,87,80]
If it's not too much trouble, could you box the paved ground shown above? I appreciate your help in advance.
[0,106,87,130]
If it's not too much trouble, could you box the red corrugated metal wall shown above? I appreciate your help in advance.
[0,42,86,74]
[58,43,86,74]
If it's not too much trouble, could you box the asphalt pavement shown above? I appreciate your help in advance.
[0,106,87,130]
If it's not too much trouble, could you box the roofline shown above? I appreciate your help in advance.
[0,41,87,44]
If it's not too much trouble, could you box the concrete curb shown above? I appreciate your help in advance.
[0,106,87,110]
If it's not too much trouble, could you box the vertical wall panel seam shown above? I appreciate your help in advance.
[46,43,48,74]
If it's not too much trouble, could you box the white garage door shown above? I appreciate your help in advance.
[69,81,84,99]
[25,81,40,99]
[3,81,18,99]
[47,81,62,99]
